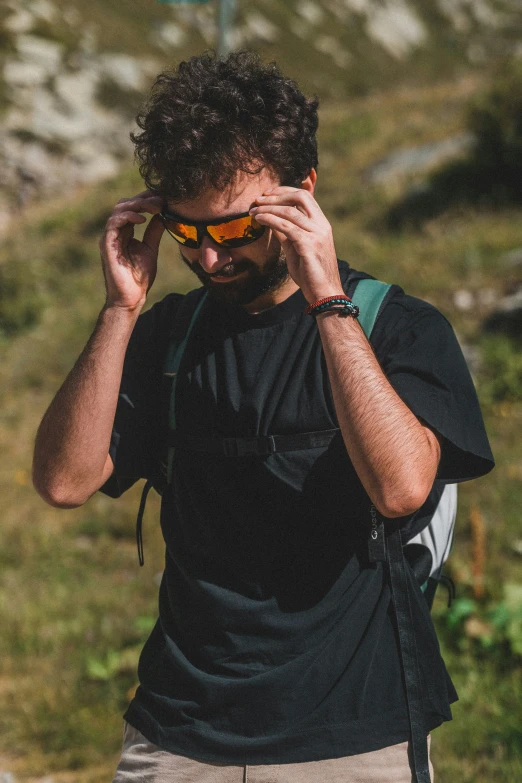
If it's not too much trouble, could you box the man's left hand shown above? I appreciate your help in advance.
[249,186,343,304]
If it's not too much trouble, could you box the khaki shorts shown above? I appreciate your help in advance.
[112,720,434,782]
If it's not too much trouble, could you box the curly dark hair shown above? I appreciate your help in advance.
[130,49,319,205]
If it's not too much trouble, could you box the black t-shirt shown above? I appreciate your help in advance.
[100,260,494,764]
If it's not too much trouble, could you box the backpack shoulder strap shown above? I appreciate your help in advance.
[163,288,209,379]
[350,277,393,339]
[135,287,209,568]
[164,288,209,483]
[350,276,432,782]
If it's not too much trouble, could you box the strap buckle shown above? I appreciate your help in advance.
[222,435,276,457]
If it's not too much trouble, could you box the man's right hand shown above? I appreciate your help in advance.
[99,190,166,312]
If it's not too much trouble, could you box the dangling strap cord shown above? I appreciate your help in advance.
[387,527,432,783]
[136,479,154,567]
[439,574,456,608]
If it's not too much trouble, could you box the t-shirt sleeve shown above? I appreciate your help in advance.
[377,306,495,483]
[99,295,180,498]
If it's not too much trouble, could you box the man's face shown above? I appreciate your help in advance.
[166,169,290,308]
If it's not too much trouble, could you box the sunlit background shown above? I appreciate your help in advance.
[1,0,521,780]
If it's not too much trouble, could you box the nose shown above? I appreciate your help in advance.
[197,235,234,274]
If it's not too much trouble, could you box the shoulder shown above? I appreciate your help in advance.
[136,292,186,331]
[337,260,454,351]
[124,292,186,369]
[134,292,185,338]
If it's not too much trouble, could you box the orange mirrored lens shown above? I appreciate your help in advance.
[162,218,198,244]
[207,216,264,245]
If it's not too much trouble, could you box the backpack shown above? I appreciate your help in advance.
[134,276,456,783]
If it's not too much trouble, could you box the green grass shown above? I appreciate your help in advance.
[1,76,521,780]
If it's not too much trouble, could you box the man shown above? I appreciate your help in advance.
[32,50,494,782]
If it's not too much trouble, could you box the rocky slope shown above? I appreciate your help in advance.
[0,0,521,232]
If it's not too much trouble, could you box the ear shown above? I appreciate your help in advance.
[300,168,317,194]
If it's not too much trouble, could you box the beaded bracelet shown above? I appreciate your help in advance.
[305,295,359,319]
[304,294,352,314]
[310,300,360,319]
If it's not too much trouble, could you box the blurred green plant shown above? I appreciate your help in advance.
[436,583,522,659]
[86,646,141,681]
[478,334,522,404]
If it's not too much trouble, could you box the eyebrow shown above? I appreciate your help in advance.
[163,208,250,224]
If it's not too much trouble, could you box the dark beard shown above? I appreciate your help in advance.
[180,248,290,307]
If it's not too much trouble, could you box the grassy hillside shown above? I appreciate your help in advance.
[0,74,521,781]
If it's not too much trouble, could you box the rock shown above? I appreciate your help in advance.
[439,0,508,33]
[243,12,280,43]
[98,54,149,92]
[478,289,496,307]
[70,142,120,184]
[75,536,93,550]
[296,1,324,25]
[15,34,64,76]
[500,247,522,268]
[78,26,98,58]
[30,0,58,24]
[4,9,34,34]
[483,288,522,338]
[3,60,47,87]
[63,7,82,28]
[314,35,351,68]
[155,21,187,49]
[365,0,427,59]
[7,90,82,142]
[54,69,99,112]
[365,134,474,184]
[437,0,471,33]
[459,341,482,377]
[344,0,371,11]
[453,289,475,311]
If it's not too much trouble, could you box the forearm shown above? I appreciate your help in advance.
[316,311,440,517]
[32,304,141,506]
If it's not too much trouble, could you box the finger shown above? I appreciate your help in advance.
[113,196,163,215]
[250,205,313,229]
[262,186,299,194]
[106,212,147,230]
[103,221,134,251]
[250,211,302,245]
[142,213,166,254]
[254,190,318,219]
[117,190,162,204]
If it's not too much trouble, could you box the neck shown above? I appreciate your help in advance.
[241,277,301,315]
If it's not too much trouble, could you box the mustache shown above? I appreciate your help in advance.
[185,258,254,280]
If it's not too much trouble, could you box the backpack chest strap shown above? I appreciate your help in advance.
[168,428,341,457]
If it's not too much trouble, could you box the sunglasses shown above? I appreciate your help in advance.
[159,207,266,249]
